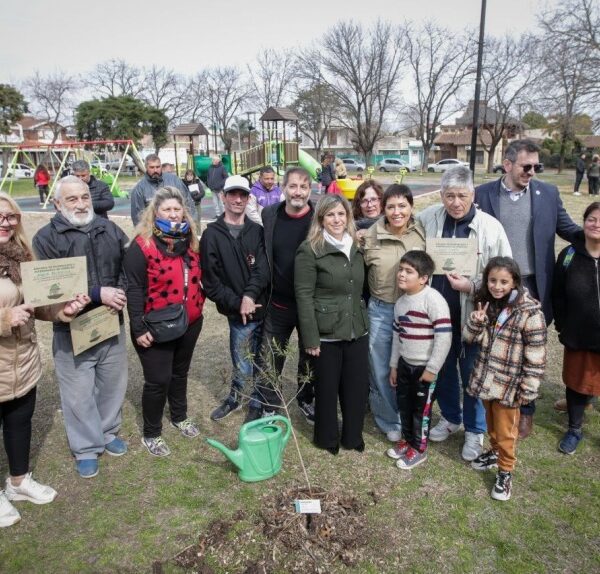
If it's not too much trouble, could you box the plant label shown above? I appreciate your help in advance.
[294,499,321,514]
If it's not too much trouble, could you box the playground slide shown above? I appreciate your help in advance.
[298,149,322,181]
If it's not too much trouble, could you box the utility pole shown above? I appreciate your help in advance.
[469,0,487,175]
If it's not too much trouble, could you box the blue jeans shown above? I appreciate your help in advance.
[435,332,486,434]
[228,318,264,409]
[368,297,401,434]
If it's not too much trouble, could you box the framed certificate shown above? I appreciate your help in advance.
[426,238,478,276]
[70,306,120,356]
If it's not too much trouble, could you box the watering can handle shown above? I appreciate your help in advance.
[244,415,291,443]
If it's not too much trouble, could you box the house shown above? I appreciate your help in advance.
[4,116,71,146]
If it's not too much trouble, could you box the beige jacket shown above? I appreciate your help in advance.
[363,218,426,303]
[0,276,71,403]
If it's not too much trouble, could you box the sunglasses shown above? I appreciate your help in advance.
[519,163,543,174]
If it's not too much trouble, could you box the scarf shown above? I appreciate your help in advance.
[323,230,353,260]
[152,219,190,257]
[0,240,32,284]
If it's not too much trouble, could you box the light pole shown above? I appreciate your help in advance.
[469,0,487,175]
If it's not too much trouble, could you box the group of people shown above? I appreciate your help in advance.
[1,139,599,528]
[574,153,600,196]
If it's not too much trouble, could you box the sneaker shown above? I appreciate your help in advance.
[386,440,410,460]
[491,470,512,501]
[462,432,484,461]
[105,437,128,456]
[298,401,315,425]
[244,406,263,424]
[142,436,171,457]
[262,409,277,418]
[429,417,462,442]
[171,418,200,438]
[76,459,99,479]
[386,430,402,442]
[5,473,57,504]
[558,429,582,455]
[210,397,241,421]
[0,491,20,528]
[396,447,428,470]
[471,449,498,471]
[574,191,581,196]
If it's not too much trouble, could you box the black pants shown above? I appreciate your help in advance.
[396,357,435,453]
[574,171,584,193]
[133,317,203,437]
[589,177,599,195]
[0,387,36,476]
[312,336,369,449]
[37,184,48,203]
[566,387,594,431]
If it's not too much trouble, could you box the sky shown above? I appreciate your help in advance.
[1,0,557,85]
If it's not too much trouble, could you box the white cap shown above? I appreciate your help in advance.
[223,175,251,194]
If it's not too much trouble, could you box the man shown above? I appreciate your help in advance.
[475,139,581,437]
[246,166,283,224]
[130,154,196,226]
[417,166,512,461]
[256,167,315,423]
[161,162,175,173]
[207,155,228,218]
[71,160,114,219]
[33,176,129,479]
[574,153,586,196]
[200,175,269,422]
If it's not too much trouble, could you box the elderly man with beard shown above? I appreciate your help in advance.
[33,176,129,479]
[130,154,196,226]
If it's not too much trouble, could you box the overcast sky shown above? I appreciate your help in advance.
[1,0,556,85]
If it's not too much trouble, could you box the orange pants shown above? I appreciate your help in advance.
[483,400,520,472]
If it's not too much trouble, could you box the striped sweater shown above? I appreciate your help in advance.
[390,285,452,374]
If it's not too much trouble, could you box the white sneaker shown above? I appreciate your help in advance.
[429,417,462,442]
[5,473,57,505]
[0,491,21,527]
[574,192,581,196]
[462,432,484,461]
[386,430,402,442]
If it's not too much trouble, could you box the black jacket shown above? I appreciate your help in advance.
[199,216,269,319]
[552,239,600,353]
[207,163,228,191]
[32,213,129,331]
[576,158,586,175]
[88,175,115,219]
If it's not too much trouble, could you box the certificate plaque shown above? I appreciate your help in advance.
[426,238,478,276]
[70,306,120,356]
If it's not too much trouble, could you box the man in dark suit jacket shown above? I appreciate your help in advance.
[475,139,581,438]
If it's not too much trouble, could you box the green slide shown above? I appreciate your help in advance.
[298,149,321,181]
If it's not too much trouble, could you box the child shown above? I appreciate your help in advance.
[464,256,546,501]
[387,251,452,469]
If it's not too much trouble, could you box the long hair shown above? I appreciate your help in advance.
[352,179,384,219]
[0,192,33,257]
[34,164,49,179]
[306,194,356,255]
[135,187,199,252]
[474,256,524,323]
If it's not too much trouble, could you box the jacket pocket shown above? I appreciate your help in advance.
[315,303,338,335]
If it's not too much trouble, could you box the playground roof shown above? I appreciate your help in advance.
[260,107,299,122]
[171,123,209,136]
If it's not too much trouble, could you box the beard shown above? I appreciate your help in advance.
[63,207,94,227]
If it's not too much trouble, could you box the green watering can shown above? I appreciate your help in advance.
[206,415,292,482]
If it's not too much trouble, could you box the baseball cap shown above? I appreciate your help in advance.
[223,175,251,194]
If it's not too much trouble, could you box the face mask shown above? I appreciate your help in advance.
[155,218,189,234]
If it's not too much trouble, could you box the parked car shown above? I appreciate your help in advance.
[377,158,413,172]
[427,159,470,173]
[493,163,544,174]
[0,163,33,178]
[341,158,365,172]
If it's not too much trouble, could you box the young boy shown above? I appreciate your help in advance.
[387,251,452,469]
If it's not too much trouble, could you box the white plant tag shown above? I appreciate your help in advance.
[294,499,322,514]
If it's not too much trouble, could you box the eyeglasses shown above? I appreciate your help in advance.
[360,197,380,206]
[518,163,543,174]
[0,213,21,226]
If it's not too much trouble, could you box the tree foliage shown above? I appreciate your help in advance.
[0,84,27,137]
[522,111,548,130]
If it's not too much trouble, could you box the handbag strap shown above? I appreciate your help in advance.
[183,263,189,303]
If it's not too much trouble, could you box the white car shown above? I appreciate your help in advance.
[0,163,33,178]
[426,159,469,173]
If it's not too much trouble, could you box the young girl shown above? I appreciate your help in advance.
[463,257,547,501]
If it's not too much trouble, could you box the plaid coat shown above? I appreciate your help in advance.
[463,291,547,408]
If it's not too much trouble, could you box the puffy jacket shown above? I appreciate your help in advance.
[32,213,129,331]
[417,204,512,328]
[295,239,368,348]
[463,290,547,407]
[88,175,115,219]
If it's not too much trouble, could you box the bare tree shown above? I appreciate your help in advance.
[247,48,296,111]
[141,65,190,128]
[84,59,145,98]
[24,71,78,143]
[186,71,211,123]
[405,22,477,170]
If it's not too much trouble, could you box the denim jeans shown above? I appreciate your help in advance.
[212,190,224,217]
[368,297,401,434]
[434,331,486,434]
[228,318,264,409]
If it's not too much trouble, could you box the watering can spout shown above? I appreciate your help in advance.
[206,438,244,470]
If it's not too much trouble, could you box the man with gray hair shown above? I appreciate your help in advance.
[71,159,114,219]
[33,176,129,479]
[130,154,196,226]
[417,165,512,461]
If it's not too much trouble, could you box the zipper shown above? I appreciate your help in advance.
[595,259,600,315]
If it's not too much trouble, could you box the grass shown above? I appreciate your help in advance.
[1,184,599,573]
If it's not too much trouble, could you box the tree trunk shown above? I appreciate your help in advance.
[558,133,568,174]
[486,140,498,173]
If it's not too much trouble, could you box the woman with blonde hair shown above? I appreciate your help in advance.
[0,192,89,527]
[295,194,369,454]
[123,187,205,457]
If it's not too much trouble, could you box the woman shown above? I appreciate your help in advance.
[363,184,426,441]
[295,195,369,454]
[352,180,384,237]
[318,153,336,194]
[587,155,599,196]
[0,192,89,528]
[334,157,348,180]
[124,187,205,457]
[553,201,600,454]
[33,164,50,205]
[182,169,205,204]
